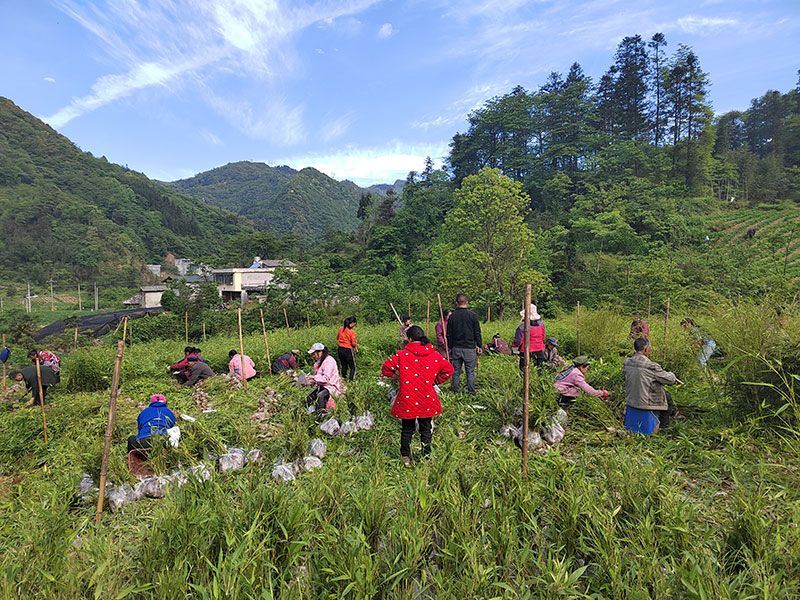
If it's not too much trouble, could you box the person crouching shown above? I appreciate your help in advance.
[381,325,454,466]
[304,343,341,418]
[128,394,177,452]
[553,356,610,409]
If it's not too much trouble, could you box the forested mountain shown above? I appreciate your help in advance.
[0,98,254,285]
[171,161,364,238]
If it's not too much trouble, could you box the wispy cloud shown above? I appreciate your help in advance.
[412,80,511,131]
[273,142,449,185]
[45,0,380,134]
[378,23,395,39]
[674,15,739,34]
[43,77,56,84]
[206,92,307,145]
[321,112,355,142]
[200,130,223,146]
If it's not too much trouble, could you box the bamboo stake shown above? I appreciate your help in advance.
[663,297,670,361]
[74,327,79,349]
[259,309,272,370]
[95,341,125,523]
[1,334,6,391]
[389,303,403,325]
[425,300,431,337]
[283,308,291,335]
[184,312,189,344]
[306,313,311,329]
[647,296,652,321]
[487,304,492,323]
[436,294,449,359]
[77,283,82,311]
[122,316,128,344]
[521,284,532,480]
[202,322,207,342]
[237,308,248,390]
[576,301,581,356]
[34,356,48,445]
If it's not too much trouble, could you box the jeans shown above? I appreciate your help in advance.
[450,347,477,394]
[698,339,716,367]
[337,347,356,380]
[400,417,432,457]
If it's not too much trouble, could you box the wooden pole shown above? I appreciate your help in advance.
[49,281,54,312]
[74,326,79,349]
[521,284,532,480]
[576,301,581,356]
[259,309,272,370]
[34,356,48,445]
[1,334,6,391]
[283,307,291,335]
[436,294,449,359]
[94,282,98,312]
[306,313,311,329]
[663,297,670,361]
[77,283,82,311]
[184,312,189,344]
[487,304,492,323]
[202,322,207,342]
[95,341,125,523]
[122,317,128,344]
[237,308,248,390]
[389,303,403,325]
[425,300,431,337]
[647,296,652,321]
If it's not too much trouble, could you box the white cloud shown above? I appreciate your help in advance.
[412,80,511,130]
[206,93,307,145]
[200,130,223,146]
[321,112,355,142]
[272,142,449,185]
[378,23,395,39]
[675,15,739,34]
[46,0,380,133]
[43,77,56,83]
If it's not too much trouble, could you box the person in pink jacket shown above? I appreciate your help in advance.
[228,350,257,380]
[304,342,341,418]
[554,356,610,409]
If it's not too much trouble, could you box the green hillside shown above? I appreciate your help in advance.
[0,98,253,285]
[171,161,363,238]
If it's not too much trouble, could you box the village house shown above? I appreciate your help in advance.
[122,285,168,308]
[212,257,296,304]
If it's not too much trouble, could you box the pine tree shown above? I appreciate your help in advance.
[612,35,651,141]
[648,33,668,145]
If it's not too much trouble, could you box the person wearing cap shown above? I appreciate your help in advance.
[484,333,512,355]
[553,356,610,408]
[228,349,257,381]
[127,394,177,452]
[271,350,301,374]
[304,343,341,416]
[181,355,214,387]
[543,337,566,371]
[512,304,546,371]
[623,337,678,434]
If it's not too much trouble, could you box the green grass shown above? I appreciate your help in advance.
[1,312,799,598]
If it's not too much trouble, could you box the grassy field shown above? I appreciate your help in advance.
[0,307,799,598]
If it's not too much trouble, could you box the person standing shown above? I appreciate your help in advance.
[381,326,454,466]
[512,304,546,370]
[629,313,651,342]
[623,338,678,434]
[228,350,257,381]
[446,293,482,395]
[337,316,358,381]
[435,309,452,358]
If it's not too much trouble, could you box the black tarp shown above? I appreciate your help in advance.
[34,307,163,341]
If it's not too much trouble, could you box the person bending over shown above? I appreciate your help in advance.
[623,338,679,434]
[128,394,176,452]
[553,356,610,409]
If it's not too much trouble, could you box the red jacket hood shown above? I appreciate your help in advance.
[404,341,437,357]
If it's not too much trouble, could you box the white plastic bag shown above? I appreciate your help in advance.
[319,418,340,436]
[354,412,375,431]
[301,456,323,471]
[308,438,327,459]
[271,463,296,482]
[542,421,565,445]
[218,452,246,472]
[338,420,357,436]
[166,426,181,448]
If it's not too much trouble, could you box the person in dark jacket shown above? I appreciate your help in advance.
[168,347,204,383]
[128,394,177,452]
[181,355,214,387]
[9,363,58,406]
[272,350,300,374]
[446,293,482,395]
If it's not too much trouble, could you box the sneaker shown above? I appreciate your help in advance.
[401,456,411,468]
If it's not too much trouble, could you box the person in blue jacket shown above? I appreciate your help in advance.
[127,394,177,452]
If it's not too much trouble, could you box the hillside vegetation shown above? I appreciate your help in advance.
[1,304,798,597]
[172,161,364,238]
[0,98,254,285]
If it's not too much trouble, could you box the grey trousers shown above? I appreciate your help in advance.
[450,347,477,394]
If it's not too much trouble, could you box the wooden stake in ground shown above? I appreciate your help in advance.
[425,300,431,337]
[647,296,652,321]
[237,308,248,390]
[77,283,82,311]
[259,309,272,370]
[487,304,492,323]
[202,321,207,342]
[436,294,449,359]
[1,334,6,391]
[521,284,532,480]
[121,316,128,345]
[576,301,581,356]
[283,307,291,335]
[389,303,403,325]
[184,312,189,344]
[34,356,48,445]
[663,297,670,361]
[306,313,311,329]
[95,341,125,524]
[74,326,79,350]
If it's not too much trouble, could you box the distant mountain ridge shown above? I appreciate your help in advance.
[172,161,374,238]
[0,97,252,285]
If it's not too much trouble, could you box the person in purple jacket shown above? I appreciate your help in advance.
[553,356,610,409]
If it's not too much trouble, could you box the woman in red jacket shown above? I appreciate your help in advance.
[512,304,546,371]
[381,326,454,466]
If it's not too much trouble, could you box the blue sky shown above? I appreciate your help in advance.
[1,1,798,185]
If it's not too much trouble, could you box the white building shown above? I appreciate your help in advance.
[123,285,168,308]
[212,259,296,304]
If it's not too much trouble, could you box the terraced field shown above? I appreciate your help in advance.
[705,204,800,281]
